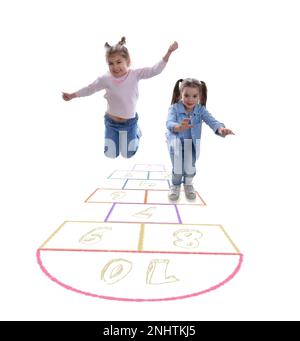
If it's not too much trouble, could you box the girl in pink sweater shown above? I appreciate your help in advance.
[63,37,178,158]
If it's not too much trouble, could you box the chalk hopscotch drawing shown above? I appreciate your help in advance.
[146,259,179,285]
[101,259,133,285]
[37,164,243,301]
[79,227,112,245]
[132,207,157,219]
[173,229,203,248]
[111,191,126,200]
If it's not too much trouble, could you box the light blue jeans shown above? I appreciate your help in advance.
[104,113,140,158]
[169,138,196,185]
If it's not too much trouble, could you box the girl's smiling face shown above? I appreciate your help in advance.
[108,53,130,78]
[181,86,200,112]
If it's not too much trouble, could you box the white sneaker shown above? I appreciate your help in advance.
[168,185,181,201]
[184,184,196,200]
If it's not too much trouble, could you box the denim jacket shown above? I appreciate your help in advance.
[166,102,225,159]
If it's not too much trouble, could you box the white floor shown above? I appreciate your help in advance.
[1,0,300,321]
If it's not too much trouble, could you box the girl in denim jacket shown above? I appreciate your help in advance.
[166,78,234,201]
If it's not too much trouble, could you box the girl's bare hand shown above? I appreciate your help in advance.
[174,118,193,132]
[62,92,75,101]
[218,127,235,137]
[168,41,178,53]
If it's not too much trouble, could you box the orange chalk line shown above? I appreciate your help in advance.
[144,190,148,204]
[84,188,99,203]
[85,188,205,206]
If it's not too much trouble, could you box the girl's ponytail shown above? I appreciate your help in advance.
[171,79,183,104]
[200,81,207,107]
[118,37,126,46]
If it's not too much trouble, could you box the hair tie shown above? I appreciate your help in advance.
[118,37,126,45]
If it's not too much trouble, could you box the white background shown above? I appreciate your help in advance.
[0,0,299,321]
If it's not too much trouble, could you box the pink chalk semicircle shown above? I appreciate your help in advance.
[37,249,243,302]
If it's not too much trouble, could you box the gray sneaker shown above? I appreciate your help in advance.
[168,185,181,201]
[184,184,196,200]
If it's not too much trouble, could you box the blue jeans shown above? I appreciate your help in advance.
[169,138,196,185]
[104,113,140,158]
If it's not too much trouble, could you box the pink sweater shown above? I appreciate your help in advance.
[75,59,167,119]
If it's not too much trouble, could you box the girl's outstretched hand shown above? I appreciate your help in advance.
[163,41,178,62]
[174,118,193,132]
[168,41,178,53]
[62,92,76,101]
[218,127,235,137]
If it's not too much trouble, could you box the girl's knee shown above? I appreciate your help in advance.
[172,172,183,185]
[104,146,119,158]
[120,140,138,158]
[124,149,137,158]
